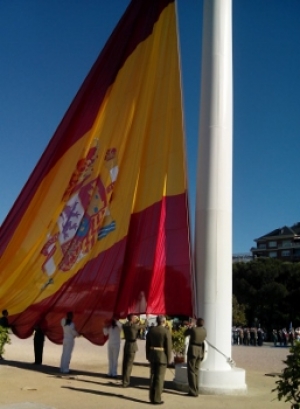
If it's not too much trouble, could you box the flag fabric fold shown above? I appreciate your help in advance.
[0,0,193,345]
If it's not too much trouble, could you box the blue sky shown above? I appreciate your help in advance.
[1,1,300,254]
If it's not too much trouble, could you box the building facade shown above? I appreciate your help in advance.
[251,222,300,261]
[232,253,252,263]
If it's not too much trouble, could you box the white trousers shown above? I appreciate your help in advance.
[108,343,120,376]
[60,338,75,373]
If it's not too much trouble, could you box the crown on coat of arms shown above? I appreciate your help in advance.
[105,148,117,161]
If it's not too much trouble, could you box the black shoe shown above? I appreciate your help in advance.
[186,392,198,397]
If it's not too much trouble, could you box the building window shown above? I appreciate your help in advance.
[258,243,266,249]
[268,241,277,248]
[269,251,277,258]
[282,250,291,257]
[282,240,291,248]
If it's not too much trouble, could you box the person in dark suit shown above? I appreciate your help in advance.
[33,325,45,365]
[122,314,146,387]
[184,318,207,397]
[146,315,172,405]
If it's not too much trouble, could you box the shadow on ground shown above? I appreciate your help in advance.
[0,359,107,378]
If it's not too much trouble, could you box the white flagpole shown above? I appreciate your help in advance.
[195,0,246,393]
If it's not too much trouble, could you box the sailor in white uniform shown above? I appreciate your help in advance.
[60,312,78,374]
[103,318,122,377]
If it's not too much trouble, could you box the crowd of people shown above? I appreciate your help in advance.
[232,326,266,346]
[232,325,300,347]
[272,327,300,347]
[0,309,207,405]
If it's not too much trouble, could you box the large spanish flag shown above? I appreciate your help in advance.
[0,0,194,344]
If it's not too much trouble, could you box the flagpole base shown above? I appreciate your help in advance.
[173,364,247,395]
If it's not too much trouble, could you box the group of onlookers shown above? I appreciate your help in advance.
[232,325,300,347]
[272,327,300,347]
[232,326,265,346]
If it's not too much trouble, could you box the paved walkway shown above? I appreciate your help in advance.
[0,335,290,408]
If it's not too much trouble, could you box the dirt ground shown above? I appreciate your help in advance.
[0,335,291,409]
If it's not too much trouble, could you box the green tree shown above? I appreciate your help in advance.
[273,342,300,408]
[233,258,300,331]
[0,326,10,357]
[255,282,288,329]
[232,295,246,326]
